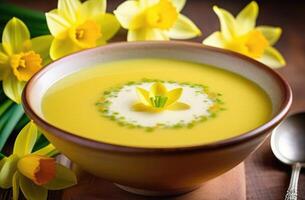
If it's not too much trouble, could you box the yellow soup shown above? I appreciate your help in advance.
[42,58,272,148]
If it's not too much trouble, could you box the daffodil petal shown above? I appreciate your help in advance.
[258,46,286,68]
[0,46,9,64]
[171,0,186,12]
[127,28,169,41]
[13,172,20,200]
[50,37,81,60]
[202,31,226,48]
[80,0,106,19]
[46,10,70,37]
[0,47,9,80]
[136,87,151,106]
[256,26,282,45]
[139,0,158,8]
[168,14,201,39]
[96,38,107,46]
[114,0,141,29]
[236,1,258,34]
[168,102,190,110]
[94,13,120,41]
[150,82,167,97]
[13,121,38,157]
[58,0,81,23]
[213,6,236,40]
[165,88,182,106]
[19,174,48,200]
[43,164,77,190]
[3,74,26,103]
[34,144,59,157]
[132,103,161,112]
[30,35,53,65]
[2,17,30,55]
[133,103,150,112]
[0,154,19,189]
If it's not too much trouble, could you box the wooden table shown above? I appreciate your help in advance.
[6,0,305,199]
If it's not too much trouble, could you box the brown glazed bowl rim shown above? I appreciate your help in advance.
[22,41,292,154]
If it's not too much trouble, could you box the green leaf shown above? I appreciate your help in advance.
[0,154,19,189]
[43,164,77,190]
[0,84,8,103]
[0,3,49,37]
[0,99,13,118]
[0,105,15,138]
[13,121,38,157]
[19,173,48,200]
[0,104,24,151]
[13,114,30,133]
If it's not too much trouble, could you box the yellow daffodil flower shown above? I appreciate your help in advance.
[133,82,190,112]
[203,1,286,68]
[114,0,201,41]
[0,121,76,200]
[17,155,56,186]
[0,18,52,103]
[46,0,120,60]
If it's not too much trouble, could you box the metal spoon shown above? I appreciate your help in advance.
[271,112,305,200]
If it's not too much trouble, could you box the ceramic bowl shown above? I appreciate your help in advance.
[22,42,292,196]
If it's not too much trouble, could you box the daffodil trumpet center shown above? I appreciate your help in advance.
[96,79,225,131]
[17,155,56,185]
[70,20,102,48]
[10,51,42,81]
[131,0,178,30]
[244,30,269,58]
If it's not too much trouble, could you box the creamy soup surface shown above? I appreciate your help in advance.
[42,58,272,148]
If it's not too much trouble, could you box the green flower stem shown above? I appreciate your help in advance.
[0,104,24,151]
[0,152,4,159]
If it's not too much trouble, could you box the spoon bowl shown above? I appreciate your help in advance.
[271,112,305,200]
[271,112,305,165]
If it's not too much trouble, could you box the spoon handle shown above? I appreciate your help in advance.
[285,164,301,200]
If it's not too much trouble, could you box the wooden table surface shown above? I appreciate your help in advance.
[5,0,305,199]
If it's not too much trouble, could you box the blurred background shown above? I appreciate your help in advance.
[1,0,305,199]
